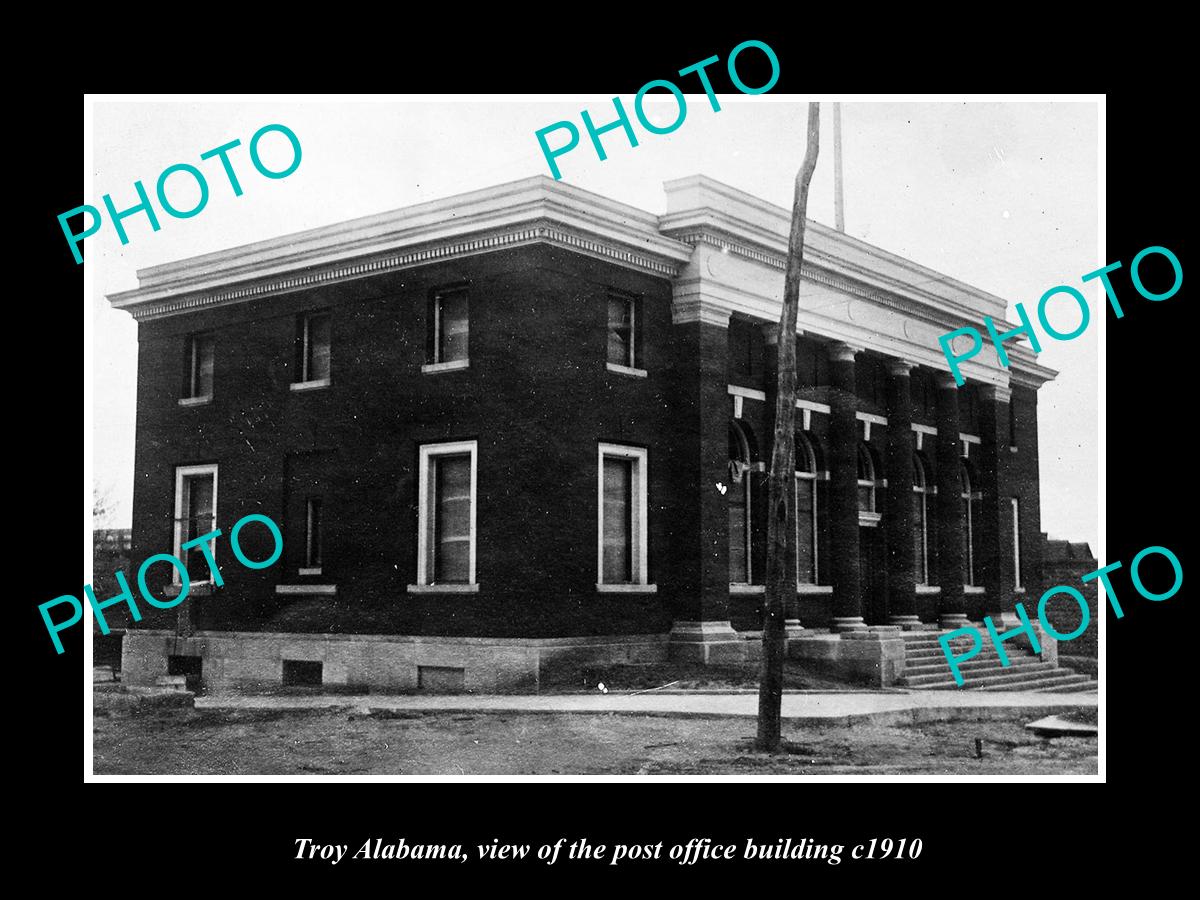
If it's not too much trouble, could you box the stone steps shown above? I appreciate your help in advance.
[902,657,1056,676]
[975,672,1096,692]
[898,629,1097,692]
[903,661,1058,685]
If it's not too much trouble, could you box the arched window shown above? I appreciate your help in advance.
[912,454,931,585]
[961,462,980,585]
[795,433,818,585]
[856,443,877,513]
[728,421,755,584]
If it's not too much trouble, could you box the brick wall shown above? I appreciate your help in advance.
[1040,536,1098,657]
[131,245,685,638]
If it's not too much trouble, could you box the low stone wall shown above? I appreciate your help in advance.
[122,630,669,694]
[788,627,907,686]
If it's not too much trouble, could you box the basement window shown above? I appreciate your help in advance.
[282,660,323,686]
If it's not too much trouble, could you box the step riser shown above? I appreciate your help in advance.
[902,652,1036,667]
[907,662,1051,676]
[915,677,1096,691]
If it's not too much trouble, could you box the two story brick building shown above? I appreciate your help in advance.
[110,175,1070,692]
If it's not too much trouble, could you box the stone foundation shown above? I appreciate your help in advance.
[123,630,669,694]
[787,626,907,686]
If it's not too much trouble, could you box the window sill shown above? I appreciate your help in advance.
[606,362,647,378]
[1009,446,1019,453]
[178,396,212,407]
[407,583,479,594]
[964,585,986,595]
[276,584,337,595]
[298,567,322,576]
[290,378,331,392]
[596,583,658,593]
[730,584,765,594]
[797,584,833,595]
[858,512,882,527]
[916,585,942,595]
[422,359,469,374]
[166,582,214,597]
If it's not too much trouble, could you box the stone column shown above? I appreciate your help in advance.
[976,383,1014,621]
[934,373,967,628]
[667,301,743,663]
[827,342,865,632]
[884,359,919,628]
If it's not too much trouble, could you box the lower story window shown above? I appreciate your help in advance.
[305,496,323,569]
[417,441,477,586]
[173,464,218,583]
[598,443,649,585]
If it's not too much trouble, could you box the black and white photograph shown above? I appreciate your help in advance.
[79,92,1108,780]
[77,93,1104,782]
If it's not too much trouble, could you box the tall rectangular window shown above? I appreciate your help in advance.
[185,334,214,399]
[597,444,649,587]
[795,475,818,585]
[433,289,469,364]
[173,464,218,583]
[305,496,323,569]
[604,457,634,582]
[607,294,635,368]
[299,312,331,383]
[416,441,477,586]
[1011,497,1023,590]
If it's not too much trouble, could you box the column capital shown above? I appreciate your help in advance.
[671,297,731,328]
[761,322,779,346]
[978,383,1013,403]
[827,341,862,363]
[885,358,915,377]
[935,372,960,390]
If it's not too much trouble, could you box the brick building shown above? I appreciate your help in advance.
[110,175,1076,692]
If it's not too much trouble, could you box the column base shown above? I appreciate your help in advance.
[668,621,749,666]
[938,613,971,629]
[784,619,805,640]
[991,610,1027,628]
[830,616,868,633]
[888,615,924,631]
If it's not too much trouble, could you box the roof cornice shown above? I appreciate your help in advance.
[660,174,1013,330]
[109,177,693,321]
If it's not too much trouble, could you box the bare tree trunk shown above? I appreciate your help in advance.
[756,103,821,752]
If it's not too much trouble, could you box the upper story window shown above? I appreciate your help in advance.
[173,464,218,584]
[606,292,645,376]
[426,287,469,371]
[293,311,331,389]
[183,334,214,402]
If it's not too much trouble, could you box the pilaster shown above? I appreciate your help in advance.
[828,341,866,631]
[935,373,967,628]
[884,359,919,628]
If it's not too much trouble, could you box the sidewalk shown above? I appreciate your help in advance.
[194,690,1098,727]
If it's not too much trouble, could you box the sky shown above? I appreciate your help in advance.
[89,97,1099,550]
